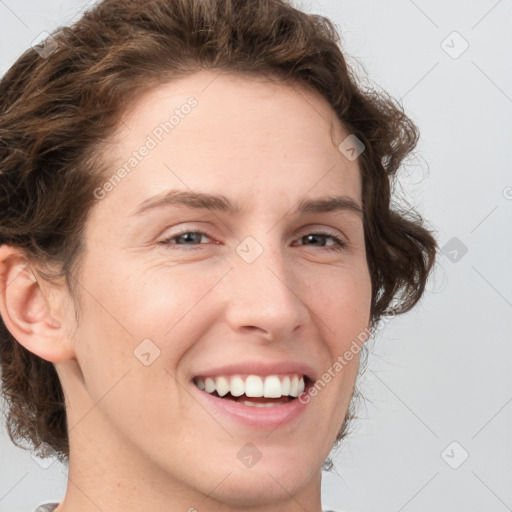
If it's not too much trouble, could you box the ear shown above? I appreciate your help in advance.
[0,245,75,362]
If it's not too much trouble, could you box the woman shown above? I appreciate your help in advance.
[0,0,437,511]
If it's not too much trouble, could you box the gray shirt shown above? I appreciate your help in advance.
[35,503,340,511]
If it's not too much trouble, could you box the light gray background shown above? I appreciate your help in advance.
[1,1,511,511]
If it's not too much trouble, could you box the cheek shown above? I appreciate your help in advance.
[71,256,231,401]
[116,269,232,377]
[313,266,372,343]
[311,268,371,402]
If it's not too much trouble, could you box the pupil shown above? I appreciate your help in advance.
[181,233,199,243]
[306,234,323,245]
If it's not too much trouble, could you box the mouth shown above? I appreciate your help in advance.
[192,373,312,407]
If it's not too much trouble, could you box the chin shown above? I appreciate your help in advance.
[208,453,318,506]
[211,471,309,508]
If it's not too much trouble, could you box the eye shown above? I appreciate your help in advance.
[294,232,347,252]
[159,229,347,252]
[159,229,213,249]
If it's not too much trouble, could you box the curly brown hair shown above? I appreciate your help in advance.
[0,0,438,462]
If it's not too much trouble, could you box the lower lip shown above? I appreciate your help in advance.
[190,381,310,429]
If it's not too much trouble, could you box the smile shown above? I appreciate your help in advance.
[190,372,313,428]
[193,373,307,407]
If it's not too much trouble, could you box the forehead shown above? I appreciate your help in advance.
[119,70,339,133]
[95,70,362,219]
[113,69,352,161]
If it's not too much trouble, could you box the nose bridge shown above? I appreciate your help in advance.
[223,233,309,337]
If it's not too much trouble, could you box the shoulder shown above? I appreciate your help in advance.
[34,504,59,512]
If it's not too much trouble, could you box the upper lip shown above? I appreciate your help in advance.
[192,361,316,382]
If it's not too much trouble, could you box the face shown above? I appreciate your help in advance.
[60,71,372,507]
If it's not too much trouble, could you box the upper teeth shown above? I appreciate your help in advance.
[194,374,306,398]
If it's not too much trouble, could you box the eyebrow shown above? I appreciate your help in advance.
[129,189,364,218]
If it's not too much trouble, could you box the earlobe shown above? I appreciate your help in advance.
[0,245,74,363]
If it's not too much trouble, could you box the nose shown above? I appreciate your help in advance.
[223,235,310,342]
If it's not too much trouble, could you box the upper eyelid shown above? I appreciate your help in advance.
[159,222,347,235]
[159,226,348,244]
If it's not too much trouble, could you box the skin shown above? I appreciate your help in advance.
[0,70,372,512]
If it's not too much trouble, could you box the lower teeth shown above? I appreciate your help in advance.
[200,388,294,406]
[240,400,288,407]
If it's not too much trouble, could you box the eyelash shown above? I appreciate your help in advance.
[159,229,347,252]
